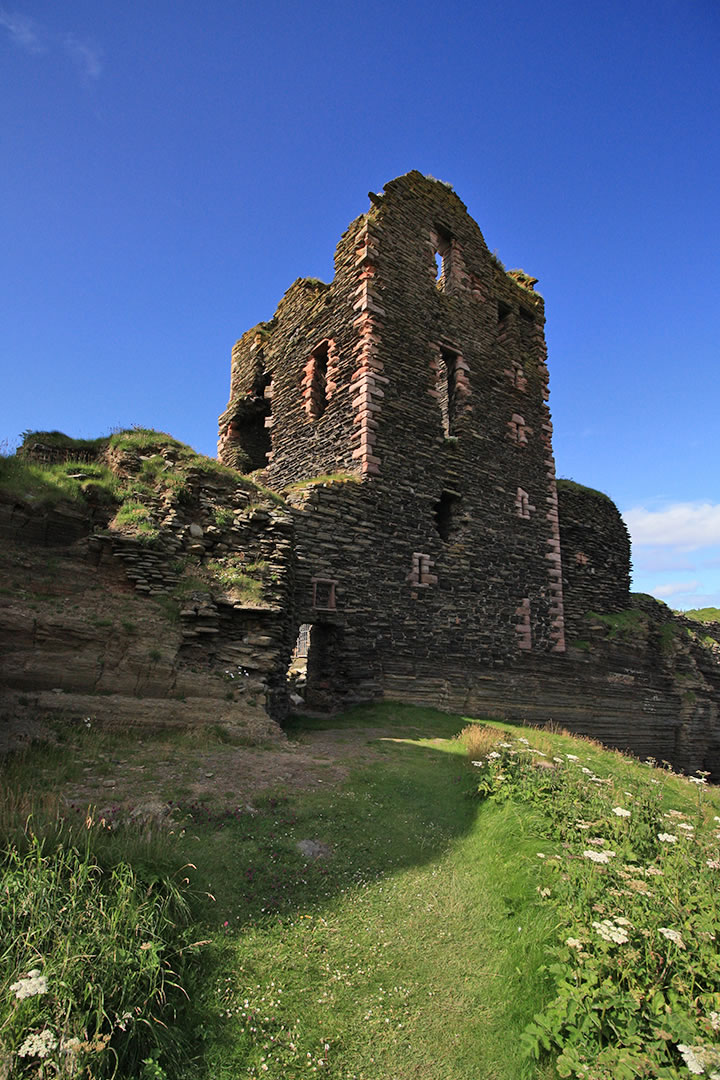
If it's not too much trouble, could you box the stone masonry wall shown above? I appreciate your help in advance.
[558,481,632,638]
[220,172,566,679]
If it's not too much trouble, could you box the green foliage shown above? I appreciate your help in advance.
[0,457,118,507]
[0,824,200,1079]
[20,430,109,453]
[111,501,159,543]
[586,608,648,640]
[469,728,720,1078]
[205,557,267,604]
[683,607,720,624]
[556,477,614,503]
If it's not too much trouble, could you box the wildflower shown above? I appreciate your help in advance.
[18,1030,58,1058]
[657,833,678,843]
[488,751,501,760]
[536,852,546,859]
[710,1012,720,1032]
[537,887,551,898]
[689,776,707,785]
[10,970,48,999]
[707,859,720,870]
[566,937,583,949]
[677,822,694,831]
[518,737,530,745]
[666,809,686,817]
[583,849,615,864]
[581,767,593,775]
[553,756,563,763]
[677,1043,720,1076]
[497,742,513,748]
[588,837,607,846]
[566,754,579,761]
[658,927,686,948]
[471,760,484,767]
[715,816,720,824]
[645,866,663,876]
[593,919,630,944]
[612,807,631,817]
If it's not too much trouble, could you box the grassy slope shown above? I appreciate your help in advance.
[3,703,719,1079]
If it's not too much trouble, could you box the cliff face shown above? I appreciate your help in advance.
[0,432,294,748]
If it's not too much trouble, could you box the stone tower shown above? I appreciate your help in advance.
[219,172,565,703]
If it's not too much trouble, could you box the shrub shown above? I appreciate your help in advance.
[0,824,202,1079]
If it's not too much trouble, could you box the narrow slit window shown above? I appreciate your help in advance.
[308,341,329,420]
[435,346,460,437]
[431,226,453,288]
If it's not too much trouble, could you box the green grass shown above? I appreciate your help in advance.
[2,704,718,1078]
[556,478,614,503]
[682,607,720,623]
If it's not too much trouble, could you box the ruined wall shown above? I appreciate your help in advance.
[557,480,632,638]
[220,172,566,680]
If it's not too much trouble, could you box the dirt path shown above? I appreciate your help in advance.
[9,722,425,822]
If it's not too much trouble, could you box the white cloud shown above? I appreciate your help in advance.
[623,502,720,550]
[0,8,45,53]
[64,33,102,80]
[0,10,102,79]
[651,580,700,599]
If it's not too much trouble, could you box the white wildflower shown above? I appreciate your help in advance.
[581,767,593,775]
[471,760,484,767]
[488,751,501,760]
[677,822,695,831]
[565,754,579,761]
[537,887,551,898]
[536,852,546,859]
[710,1012,720,1032]
[677,1043,720,1076]
[497,742,513,748]
[658,927,686,948]
[707,859,720,870]
[18,1030,58,1058]
[10,970,48,1000]
[583,849,615,864]
[553,756,563,763]
[658,832,678,843]
[518,737,530,745]
[588,836,607,846]
[576,823,590,830]
[612,807,631,818]
[566,937,583,949]
[649,778,660,784]
[714,816,720,824]
[645,866,663,876]
[593,919,630,944]
[666,810,686,818]
[689,776,707,785]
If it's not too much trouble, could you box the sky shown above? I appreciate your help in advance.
[1,1,719,610]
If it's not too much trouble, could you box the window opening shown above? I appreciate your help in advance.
[432,226,453,287]
[498,300,512,323]
[225,363,272,472]
[435,345,460,437]
[312,578,337,611]
[307,341,329,420]
[434,490,462,541]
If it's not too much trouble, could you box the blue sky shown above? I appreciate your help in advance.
[1,1,719,609]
